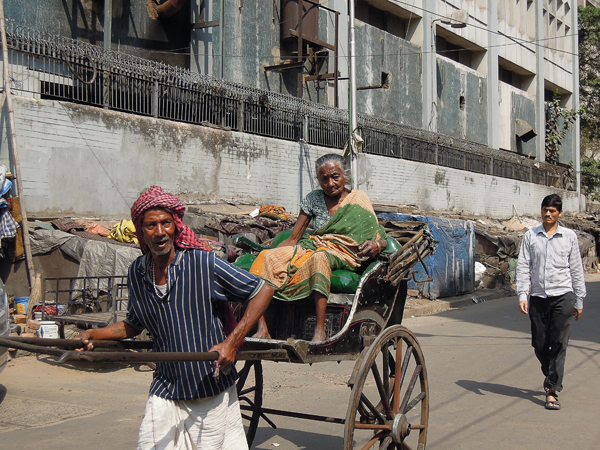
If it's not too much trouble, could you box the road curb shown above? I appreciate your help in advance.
[403,287,516,318]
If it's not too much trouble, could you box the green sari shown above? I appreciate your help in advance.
[250,190,386,301]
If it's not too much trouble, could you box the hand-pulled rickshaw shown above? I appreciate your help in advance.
[1,221,436,450]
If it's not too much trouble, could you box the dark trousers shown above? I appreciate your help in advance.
[529,292,575,392]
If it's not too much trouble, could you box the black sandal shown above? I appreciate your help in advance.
[545,392,561,410]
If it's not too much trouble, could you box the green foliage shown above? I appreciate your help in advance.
[581,158,600,201]
[545,91,580,164]
[579,6,600,146]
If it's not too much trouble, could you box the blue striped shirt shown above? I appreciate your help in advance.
[124,249,264,400]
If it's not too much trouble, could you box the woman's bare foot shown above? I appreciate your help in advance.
[311,327,327,342]
[252,316,271,339]
[252,328,271,339]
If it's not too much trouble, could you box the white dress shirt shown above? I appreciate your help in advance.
[516,224,586,309]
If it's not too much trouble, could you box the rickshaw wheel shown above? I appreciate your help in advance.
[237,360,264,448]
[344,325,429,450]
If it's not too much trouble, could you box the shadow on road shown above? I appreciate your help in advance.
[253,426,344,449]
[432,279,600,346]
[33,354,156,374]
[456,379,545,407]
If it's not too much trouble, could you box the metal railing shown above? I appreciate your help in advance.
[1,23,574,190]
[43,275,128,318]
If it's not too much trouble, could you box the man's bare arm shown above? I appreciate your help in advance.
[76,321,142,351]
[210,284,274,369]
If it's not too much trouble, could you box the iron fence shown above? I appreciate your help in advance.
[1,23,574,190]
[403,138,437,165]
[361,127,402,158]
[438,145,466,171]
[306,116,347,149]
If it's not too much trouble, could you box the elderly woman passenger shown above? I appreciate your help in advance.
[250,154,387,342]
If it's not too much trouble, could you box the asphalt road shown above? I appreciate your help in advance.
[1,274,598,449]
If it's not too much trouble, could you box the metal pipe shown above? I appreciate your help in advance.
[0,336,153,350]
[0,0,36,287]
[246,405,345,425]
[58,350,220,364]
[0,337,291,363]
[0,338,66,357]
[334,11,339,108]
[57,349,290,364]
[219,0,225,78]
[104,0,112,51]
[348,0,358,190]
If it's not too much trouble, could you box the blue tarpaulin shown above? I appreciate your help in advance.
[378,213,475,299]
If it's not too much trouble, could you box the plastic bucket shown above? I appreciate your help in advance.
[38,321,59,339]
[15,296,29,315]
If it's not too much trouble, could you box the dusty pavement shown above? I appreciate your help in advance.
[1,275,599,449]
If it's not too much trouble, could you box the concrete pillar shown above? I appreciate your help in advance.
[422,0,437,132]
[571,3,582,210]
[487,1,499,150]
[535,0,545,162]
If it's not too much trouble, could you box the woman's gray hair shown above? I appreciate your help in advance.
[315,153,351,182]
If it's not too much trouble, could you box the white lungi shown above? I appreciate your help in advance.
[137,385,248,450]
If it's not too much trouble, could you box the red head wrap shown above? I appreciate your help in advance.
[131,185,211,255]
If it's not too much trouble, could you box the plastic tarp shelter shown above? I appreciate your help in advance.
[378,213,475,299]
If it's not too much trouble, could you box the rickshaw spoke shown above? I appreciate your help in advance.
[239,396,256,407]
[399,345,413,389]
[360,393,387,424]
[401,441,415,450]
[392,340,403,412]
[239,385,257,396]
[400,365,422,414]
[404,392,427,414]
[371,362,393,419]
[383,341,390,399]
[359,430,387,450]
[358,402,370,418]
[379,436,393,449]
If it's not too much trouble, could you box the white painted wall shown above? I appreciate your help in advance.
[0,97,580,219]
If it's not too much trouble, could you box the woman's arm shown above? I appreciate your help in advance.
[277,211,311,247]
[357,238,387,258]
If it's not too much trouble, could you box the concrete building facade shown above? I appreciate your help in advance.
[188,1,579,166]
[0,0,583,218]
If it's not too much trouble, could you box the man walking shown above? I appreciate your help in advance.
[516,193,585,410]
[77,185,273,449]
